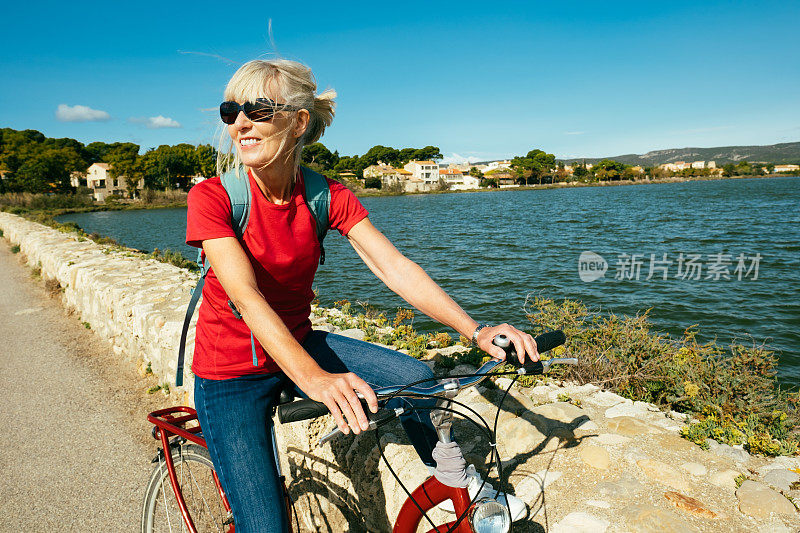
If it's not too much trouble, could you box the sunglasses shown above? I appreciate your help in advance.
[219,98,299,124]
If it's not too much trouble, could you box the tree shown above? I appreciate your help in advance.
[141,144,198,190]
[722,163,736,177]
[621,167,640,181]
[301,142,339,170]
[593,159,626,181]
[573,163,590,180]
[195,144,217,178]
[106,149,142,198]
[334,155,359,174]
[411,146,442,162]
[364,177,382,189]
[468,166,483,178]
[358,145,401,171]
[511,149,556,185]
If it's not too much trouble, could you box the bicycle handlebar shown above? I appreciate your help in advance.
[277,330,572,425]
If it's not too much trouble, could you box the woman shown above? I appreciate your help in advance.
[186,59,539,532]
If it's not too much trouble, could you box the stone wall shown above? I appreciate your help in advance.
[1,211,796,532]
[0,212,199,399]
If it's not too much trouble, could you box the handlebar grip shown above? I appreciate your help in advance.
[277,397,379,425]
[533,330,567,353]
[277,398,330,424]
[493,330,567,375]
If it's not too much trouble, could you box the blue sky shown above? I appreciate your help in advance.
[1,0,798,162]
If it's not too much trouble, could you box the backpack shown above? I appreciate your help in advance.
[176,165,331,386]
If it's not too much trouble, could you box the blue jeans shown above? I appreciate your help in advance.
[194,331,439,533]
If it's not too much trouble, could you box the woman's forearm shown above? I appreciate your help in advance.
[232,288,324,388]
[383,255,479,339]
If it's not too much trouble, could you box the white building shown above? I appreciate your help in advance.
[439,168,480,190]
[484,160,512,173]
[404,160,440,187]
[660,161,691,172]
[774,164,800,173]
[85,162,144,201]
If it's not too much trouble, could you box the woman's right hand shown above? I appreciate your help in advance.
[301,370,379,435]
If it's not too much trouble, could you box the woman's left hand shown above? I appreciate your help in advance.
[475,323,539,365]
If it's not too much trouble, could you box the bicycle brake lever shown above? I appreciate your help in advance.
[317,407,405,447]
[541,357,579,372]
[318,425,342,447]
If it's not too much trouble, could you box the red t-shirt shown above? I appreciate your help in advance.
[185,168,368,380]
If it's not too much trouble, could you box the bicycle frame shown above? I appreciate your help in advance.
[148,406,235,533]
[393,476,473,533]
[147,406,478,533]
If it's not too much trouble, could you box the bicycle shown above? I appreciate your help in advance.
[142,330,576,533]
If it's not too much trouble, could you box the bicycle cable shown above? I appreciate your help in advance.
[374,399,492,533]
[372,372,526,533]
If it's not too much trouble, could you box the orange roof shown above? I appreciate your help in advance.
[396,169,412,175]
[439,168,463,175]
[92,163,111,169]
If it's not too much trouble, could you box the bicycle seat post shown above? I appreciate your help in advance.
[429,380,459,443]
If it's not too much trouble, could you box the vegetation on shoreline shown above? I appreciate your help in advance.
[313,297,798,457]
[6,207,198,272]
[526,296,798,456]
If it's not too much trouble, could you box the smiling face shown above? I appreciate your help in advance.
[224,76,309,171]
[227,102,293,169]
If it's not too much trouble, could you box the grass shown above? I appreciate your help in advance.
[44,277,62,296]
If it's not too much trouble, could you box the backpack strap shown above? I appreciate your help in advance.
[176,248,206,387]
[176,167,253,385]
[300,166,331,264]
[220,165,252,239]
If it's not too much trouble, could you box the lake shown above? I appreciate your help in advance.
[59,176,800,385]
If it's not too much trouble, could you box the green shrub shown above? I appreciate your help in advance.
[524,296,799,456]
[147,248,199,272]
[10,244,20,253]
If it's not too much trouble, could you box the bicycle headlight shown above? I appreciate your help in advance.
[469,498,511,533]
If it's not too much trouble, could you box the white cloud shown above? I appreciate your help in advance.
[55,104,111,122]
[130,115,182,129]
[439,152,483,165]
[563,131,585,135]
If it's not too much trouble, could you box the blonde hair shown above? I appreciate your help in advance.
[216,59,336,176]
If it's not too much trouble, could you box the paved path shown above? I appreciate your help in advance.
[0,242,159,531]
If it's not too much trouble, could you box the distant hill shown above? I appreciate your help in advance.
[560,142,800,166]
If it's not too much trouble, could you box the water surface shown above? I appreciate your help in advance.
[59,177,800,384]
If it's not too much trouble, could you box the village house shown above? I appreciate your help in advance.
[774,164,800,173]
[85,163,143,201]
[85,163,144,201]
[484,160,512,173]
[439,168,480,190]
[403,160,440,188]
[489,171,517,188]
[69,170,86,188]
[660,161,690,172]
[363,162,418,191]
